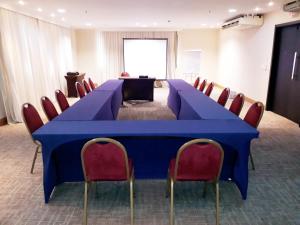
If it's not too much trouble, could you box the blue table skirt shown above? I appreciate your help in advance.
[33,120,258,203]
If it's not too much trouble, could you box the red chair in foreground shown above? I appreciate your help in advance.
[121,72,130,77]
[41,96,59,121]
[229,93,245,116]
[244,102,264,170]
[81,138,135,225]
[55,90,69,112]
[167,139,224,225]
[217,88,230,107]
[75,82,86,98]
[88,78,96,90]
[193,77,200,88]
[83,80,91,93]
[205,82,214,97]
[199,79,207,92]
[22,103,44,173]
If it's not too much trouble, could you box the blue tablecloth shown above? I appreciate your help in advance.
[33,120,258,203]
[94,80,123,119]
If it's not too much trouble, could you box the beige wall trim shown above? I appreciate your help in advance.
[0,117,7,126]
[214,82,256,104]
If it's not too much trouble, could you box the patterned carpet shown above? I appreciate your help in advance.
[0,87,299,225]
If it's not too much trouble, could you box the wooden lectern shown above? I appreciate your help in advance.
[64,73,85,97]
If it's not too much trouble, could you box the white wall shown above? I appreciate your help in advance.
[217,10,300,103]
[176,29,219,83]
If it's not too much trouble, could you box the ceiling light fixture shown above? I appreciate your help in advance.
[141,24,148,28]
[61,17,65,22]
[228,8,237,13]
[152,22,158,26]
[85,23,92,27]
[37,8,43,12]
[268,1,274,7]
[201,23,207,26]
[50,13,56,18]
[254,7,262,12]
[18,0,25,5]
[135,22,140,26]
[57,9,66,13]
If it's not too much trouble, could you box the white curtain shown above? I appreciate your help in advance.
[97,31,177,84]
[0,8,74,123]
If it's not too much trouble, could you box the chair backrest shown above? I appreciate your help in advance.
[121,72,130,77]
[88,77,96,90]
[217,88,230,107]
[75,82,86,98]
[199,79,207,92]
[83,80,91,93]
[229,93,245,116]
[55,89,69,112]
[244,102,264,128]
[204,82,214,97]
[193,77,200,88]
[81,138,130,182]
[174,139,224,182]
[22,103,44,134]
[41,96,59,121]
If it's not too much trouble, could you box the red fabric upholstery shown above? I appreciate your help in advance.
[229,94,244,116]
[169,143,222,181]
[41,96,59,121]
[217,88,230,107]
[88,78,96,90]
[55,90,69,112]
[83,80,91,93]
[199,79,207,92]
[82,142,132,181]
[76,82,86,98]
[193,77,200,88]
[244,102,264,128]
[204,82,214,97]
[121,72,130,77]
[22,103,44,134]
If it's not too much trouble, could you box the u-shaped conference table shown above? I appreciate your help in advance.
[33,79,258,203]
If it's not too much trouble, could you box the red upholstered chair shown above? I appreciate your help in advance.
[75,82,86,98]
[55,89,69,112]
[244,102,264,170]
[41,96,59,121]
[121,72,130,77]
[167,139,224,225]
[83,80,91,93]
[229,93,245,116]
[199,79,207,92]
[193,77,200,88]
[217,88,230,107]
[81,138,134,225]
[88,78,96,90]
[205,82,214,97]
[22,103,44,173]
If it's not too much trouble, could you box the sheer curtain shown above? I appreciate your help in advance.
[97,31,177,84]
[0,8,74,123]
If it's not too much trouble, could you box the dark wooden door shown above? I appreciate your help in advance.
[268,23,300,125]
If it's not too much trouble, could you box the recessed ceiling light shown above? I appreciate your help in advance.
[254,7,262,12]
[268,1,274,7]
[135,22,140,26]
[152,22,158,26]
[37,8,43,12]
[141,24,148,28]
[228,8,237,13]
[201,23,207,26]
[18,0,25,5]
[50,13,56,18]
[85,23,92,27]
[57,9,66,13]
[61,17,65,22]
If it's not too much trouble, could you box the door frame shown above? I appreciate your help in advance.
[266,20,300,111]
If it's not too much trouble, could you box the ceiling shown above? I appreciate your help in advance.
[0,0,287,29]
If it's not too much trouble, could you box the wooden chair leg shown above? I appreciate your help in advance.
[170,179,174,225]
[249,151,255,170]
[83,182,89,225]
[130,177,134,225]
[215,182,220,225]
[30,144,40,174]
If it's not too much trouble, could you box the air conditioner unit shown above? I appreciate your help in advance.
[283,0,300,12]
[222,15,264,30]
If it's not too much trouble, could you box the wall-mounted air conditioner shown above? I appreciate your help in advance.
[283,0,300,12]
[222,15,264,30]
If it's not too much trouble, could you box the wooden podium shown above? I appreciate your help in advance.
[64,73,85,97]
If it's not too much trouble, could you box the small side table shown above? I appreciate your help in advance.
[64,73,85,97]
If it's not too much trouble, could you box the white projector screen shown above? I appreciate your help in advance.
[123,39,167,79]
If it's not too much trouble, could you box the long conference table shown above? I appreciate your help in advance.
[32,79,258,203]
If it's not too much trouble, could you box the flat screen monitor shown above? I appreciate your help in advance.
[123,39,167,79]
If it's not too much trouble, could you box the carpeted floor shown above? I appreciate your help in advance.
[0,86,299,225]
